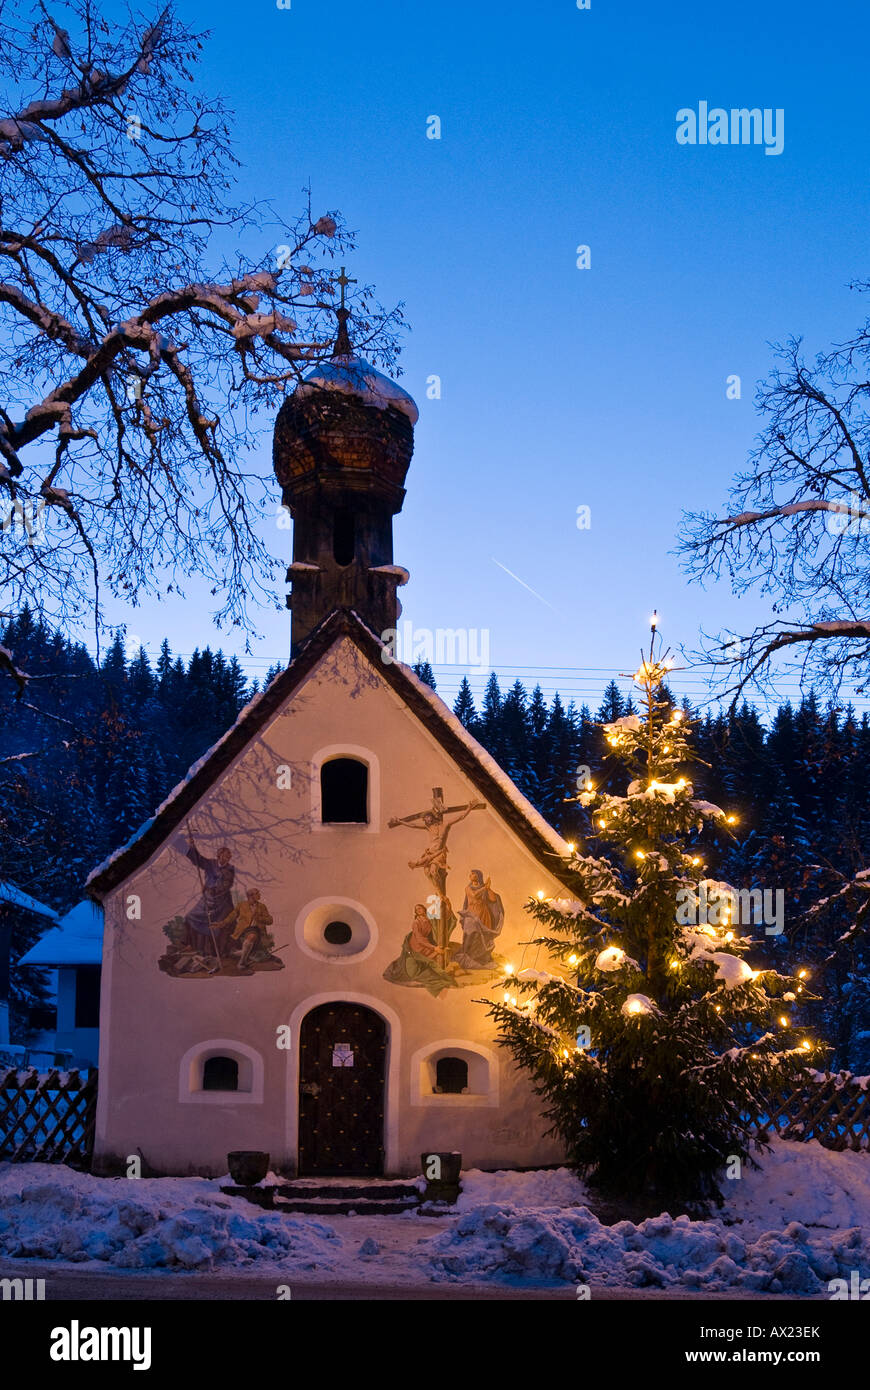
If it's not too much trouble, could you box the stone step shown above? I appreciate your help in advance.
[275,1181,421,1201]
[274,1196,421,1216]
[220,1183,430,1218]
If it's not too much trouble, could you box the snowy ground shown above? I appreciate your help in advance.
[0,1140,867,1295]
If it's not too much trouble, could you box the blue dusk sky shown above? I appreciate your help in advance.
[101,0,869,711]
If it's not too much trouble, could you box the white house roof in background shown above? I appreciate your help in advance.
[17,899,103,968]
[0,881,58,920]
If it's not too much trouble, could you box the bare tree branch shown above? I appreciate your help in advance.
[0,0,405,639]
[680,284,870,703]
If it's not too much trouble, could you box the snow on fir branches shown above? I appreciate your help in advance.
[484,624,827,1209]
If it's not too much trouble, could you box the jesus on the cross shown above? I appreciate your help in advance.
[388,787,486,898]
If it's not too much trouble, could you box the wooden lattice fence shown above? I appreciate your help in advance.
[0,1068,97,1166]
[754,1071,870,1151]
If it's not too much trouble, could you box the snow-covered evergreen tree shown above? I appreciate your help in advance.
[485,630,823,1208]
[452,676,478,733]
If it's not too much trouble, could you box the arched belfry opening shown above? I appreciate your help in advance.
[273,269,419,655]
[320,757,368,824]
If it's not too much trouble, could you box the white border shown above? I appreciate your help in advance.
[310,744,380,833]
[178,1038,265,1105]
[285,992,400,1173]
[408,1038,500,1108]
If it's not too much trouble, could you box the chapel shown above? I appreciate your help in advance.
[86,294,578,1177]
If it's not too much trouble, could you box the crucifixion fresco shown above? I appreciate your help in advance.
[383,787,506,997]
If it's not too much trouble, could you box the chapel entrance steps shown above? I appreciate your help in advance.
[220,1177,430,1217]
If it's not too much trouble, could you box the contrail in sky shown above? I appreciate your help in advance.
[491,557,557,611]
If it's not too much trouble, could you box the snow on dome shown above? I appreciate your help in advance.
[295,354,419,424]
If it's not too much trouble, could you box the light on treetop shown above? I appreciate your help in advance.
[779,1015,789,1027]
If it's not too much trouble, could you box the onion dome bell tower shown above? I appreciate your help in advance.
[273,269,418,656]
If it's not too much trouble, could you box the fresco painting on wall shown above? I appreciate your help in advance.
[383,787,505,996]
[158,837,285,978]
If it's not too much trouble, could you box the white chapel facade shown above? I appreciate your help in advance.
[87,313,575,1177]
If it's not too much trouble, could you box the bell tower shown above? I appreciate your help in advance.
[272,270,418,655]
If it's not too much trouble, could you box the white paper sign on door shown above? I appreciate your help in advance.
[332,1042,354,1067]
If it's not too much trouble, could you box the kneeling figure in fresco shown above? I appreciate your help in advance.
[217,887,281,973]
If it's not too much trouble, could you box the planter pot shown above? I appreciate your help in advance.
[227,1150,269,1186]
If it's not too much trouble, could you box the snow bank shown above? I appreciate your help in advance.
[721,1138,870,1234]
[0,1167,341,1272]
[422,1142,870,1289]
[422,1204,868,1291]
[457,1167,589,1212]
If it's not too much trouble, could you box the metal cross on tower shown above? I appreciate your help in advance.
[334,265,357,309]
[332,266,357,355]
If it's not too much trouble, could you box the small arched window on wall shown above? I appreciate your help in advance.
[435,1056,469,1094]
[321,757,368,824]
[202,1056,239,1092]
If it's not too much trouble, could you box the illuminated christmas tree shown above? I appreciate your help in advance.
[486,621,824,1208]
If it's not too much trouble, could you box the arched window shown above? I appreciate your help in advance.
[434,1056,468,1094]
[180,1040,263,1104]
[320,757,368,824]
[202,1056,239,1092]
[333,508,355,566]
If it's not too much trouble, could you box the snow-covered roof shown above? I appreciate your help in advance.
[295,354,419,425]
[0,881,58,921]
[17,899,103,967]
[86,608,576,897]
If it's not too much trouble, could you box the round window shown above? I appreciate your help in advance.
[298,900,376,960]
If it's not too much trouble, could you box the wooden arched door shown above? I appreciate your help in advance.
[298,1002,387,1176]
